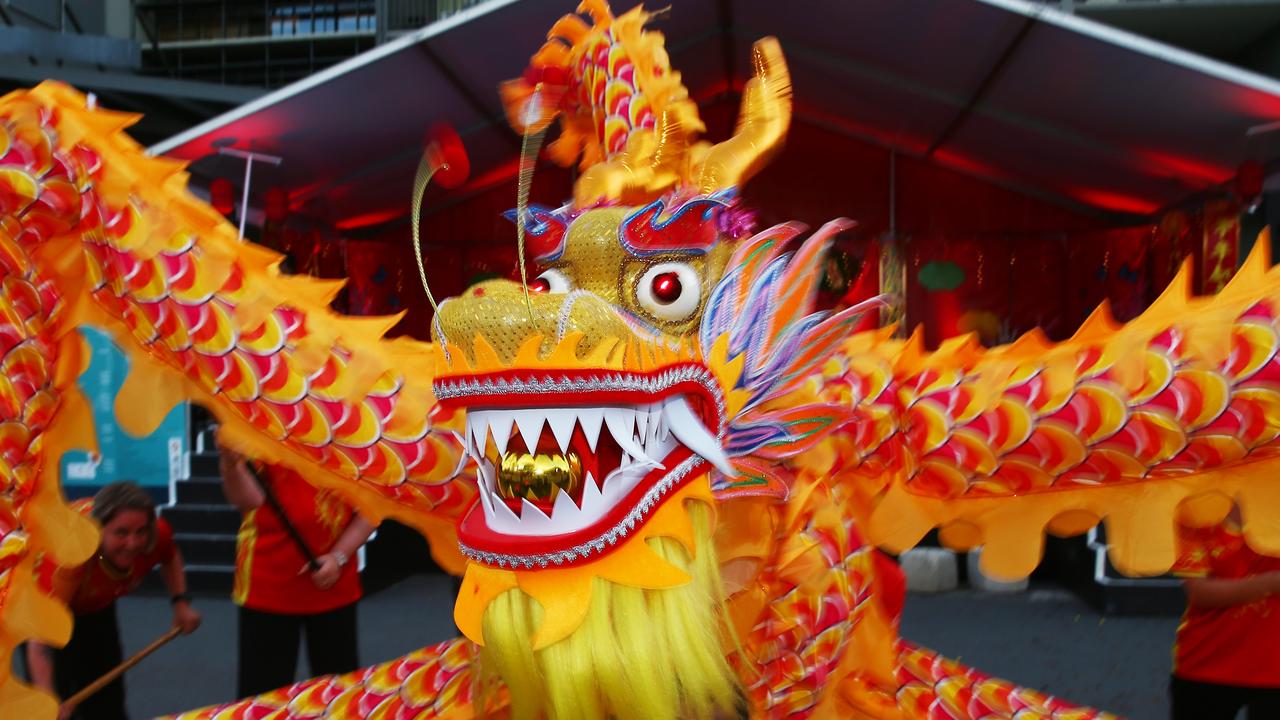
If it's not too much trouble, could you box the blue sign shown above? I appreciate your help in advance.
[59,327,188,495]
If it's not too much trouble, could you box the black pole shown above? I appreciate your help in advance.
[244,462,321,571]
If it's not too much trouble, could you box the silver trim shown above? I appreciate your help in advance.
[434,365,727,424]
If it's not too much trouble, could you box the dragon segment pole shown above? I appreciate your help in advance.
[216,147,283,239]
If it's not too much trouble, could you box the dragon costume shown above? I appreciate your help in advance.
[3,2,1280,718]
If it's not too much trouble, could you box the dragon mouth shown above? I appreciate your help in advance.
[435,365,731,568]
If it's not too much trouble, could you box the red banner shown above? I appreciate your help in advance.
[1202,200,1240,294]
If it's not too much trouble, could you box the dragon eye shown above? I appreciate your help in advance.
[636,263,700,321]
[532,268,571,294]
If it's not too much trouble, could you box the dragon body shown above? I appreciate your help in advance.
[3,3,1280,718]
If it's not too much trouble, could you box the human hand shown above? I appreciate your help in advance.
[57,704,73,720]
[306,554,342,590]
[172,601,202,634]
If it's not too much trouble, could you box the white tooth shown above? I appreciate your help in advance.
[547,409,577,453]
[600,464,647,507]
[519,498,554,528]
[605,408,658,466]
[491,491,523,531]
[477,412,496,454]
[466,417,482,456]
[489,414,513,456]
[513,410,545,455]
[635,409,648,444]
[551,483,581,521]
[663,396,736,476]
[579,408,605,452]
[478,460,497,493]
[579,471,605,516]
[478,481,496,519]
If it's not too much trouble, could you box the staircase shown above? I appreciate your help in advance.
[159,450,238,596]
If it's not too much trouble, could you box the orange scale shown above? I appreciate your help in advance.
[218,352,260,403]
[3,344,47,383]
[0,423,31,459]
[908,461,969,498]
[367,370,401,398]
[357,444,407,487]
[331,402,381,448]
[21,390,56,430]
[401,439,440,480]
[34,178,80,220]
[1,277,40,322]
[992,459,1053,494]
[971,680,1015,714]
[383,405,428,444]
[159,252,196,293]
[238,314,286,356]
[322,444,359,478]
[283,399,332,447]
[310,356,344,398]
[126,259,169,302]
[0,168,39,217]
[0,375,20,418]
[934,676,975,718]
[190,301,237,356]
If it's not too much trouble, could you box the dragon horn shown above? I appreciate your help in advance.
[694,37,792,194]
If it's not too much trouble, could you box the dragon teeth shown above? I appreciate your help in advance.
[461,399,723,537]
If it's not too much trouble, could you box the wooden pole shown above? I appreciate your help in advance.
[60,625,182,714]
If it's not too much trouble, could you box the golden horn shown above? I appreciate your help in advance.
[694,37,792,194]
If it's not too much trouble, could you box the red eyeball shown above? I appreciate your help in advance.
[636,262,700,322]
[651,272,682,304]
[529,277,551,293]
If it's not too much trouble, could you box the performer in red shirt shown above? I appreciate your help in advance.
[219,443,376,698]
[1170,506,1280,719]
[26,481,201,720]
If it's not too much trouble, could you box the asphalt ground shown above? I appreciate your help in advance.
[25,576,1179,719]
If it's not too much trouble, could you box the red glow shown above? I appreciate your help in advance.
[334,207,406,230]
[1134,150,1232,186]
[457,158,521,194]
[1070,188,1161,215]
[930,148,1012,182]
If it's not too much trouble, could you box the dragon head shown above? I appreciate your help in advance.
[430,4,881,717]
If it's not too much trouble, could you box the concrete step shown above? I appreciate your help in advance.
[160,504,241,535]
[174,532,237,566]
[174,477,226,505]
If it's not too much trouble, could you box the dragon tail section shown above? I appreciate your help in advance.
[843,236,1280,579]
[0,83,474,712]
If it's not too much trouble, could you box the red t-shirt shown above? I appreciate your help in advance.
[233,465,361,614]
[38,499,177,615]
[1171,519,1280,688]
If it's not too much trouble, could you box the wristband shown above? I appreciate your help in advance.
[170,593,192,605]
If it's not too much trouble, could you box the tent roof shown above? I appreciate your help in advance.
[150,0,1280,226]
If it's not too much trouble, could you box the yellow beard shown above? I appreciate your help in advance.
[476,502,741,720]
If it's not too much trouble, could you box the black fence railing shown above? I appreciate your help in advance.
[133,0,489,87]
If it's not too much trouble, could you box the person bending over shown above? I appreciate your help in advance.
[27,481,201,720]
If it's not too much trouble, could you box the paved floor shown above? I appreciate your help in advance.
[104,577,1176,719]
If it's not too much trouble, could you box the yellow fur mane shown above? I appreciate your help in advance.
[477,502,740,720]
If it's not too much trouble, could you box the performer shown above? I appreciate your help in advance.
[25,481,202,720]
[218,444,376,697]
[1170,505,1280,719]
